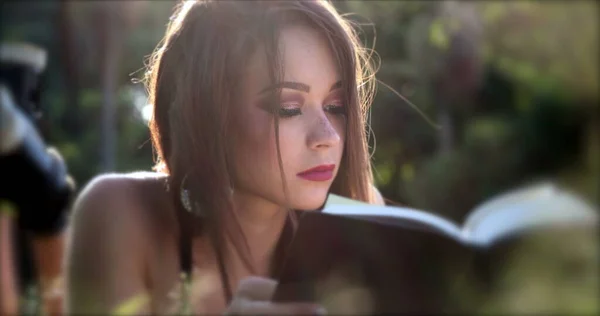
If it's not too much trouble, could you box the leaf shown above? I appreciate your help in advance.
[112,293,149,316]
[401,163,415,182]
[0,201,18,217]
[481,2,507,24]
[429,19,449,50]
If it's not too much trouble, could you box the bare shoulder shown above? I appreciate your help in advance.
[67,171,175,260]
[73,171,169,206]
[66,171,172,313]
[70,171,171,226]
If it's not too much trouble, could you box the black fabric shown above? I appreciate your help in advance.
[0,146,72,236]
[176,204,193,279]
[272,211,597,313]
[272,211,479,313]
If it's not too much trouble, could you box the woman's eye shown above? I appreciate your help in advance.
[325,104,346,115]
[278,107,302,118]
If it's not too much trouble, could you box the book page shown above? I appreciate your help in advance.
[463,182,558,230]
[323,194,466,242]
[325,193,371,207]
[463,182,599,246]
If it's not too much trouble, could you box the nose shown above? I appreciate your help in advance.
[306,114,341,150]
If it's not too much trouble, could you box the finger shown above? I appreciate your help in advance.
[242,301,326,315]
[235,276,278,301]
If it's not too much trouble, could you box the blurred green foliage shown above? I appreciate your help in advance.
[2,0,597,314]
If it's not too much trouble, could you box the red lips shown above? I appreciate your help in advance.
[297,164,335,182]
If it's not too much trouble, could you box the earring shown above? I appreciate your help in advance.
[179,174,204,217]
[180,187,193,213]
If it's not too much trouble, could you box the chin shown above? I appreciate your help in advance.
[289,190,330,211]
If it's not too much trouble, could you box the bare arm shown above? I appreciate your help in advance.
[1,203,69,316]
[65,176,150,314]
[0,211,18,316]
[29,231,66,316]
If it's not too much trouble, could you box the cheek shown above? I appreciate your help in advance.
[331,115,346,156]
[231,110,301,188]
[274,121,305,171]
[231,110,277,177]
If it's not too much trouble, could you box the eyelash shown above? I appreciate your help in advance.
[278,104,346,118]
[324,104,347,116]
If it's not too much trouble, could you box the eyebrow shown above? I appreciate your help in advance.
[258,80,342,94]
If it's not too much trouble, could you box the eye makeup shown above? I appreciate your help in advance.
[324,103,346,115]
[257,92,304,118]
[256,88,347,118]
[323,91,346,116]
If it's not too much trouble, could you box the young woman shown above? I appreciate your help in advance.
[66,0,384,314]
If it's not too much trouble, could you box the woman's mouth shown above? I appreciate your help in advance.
[297,164,335,182]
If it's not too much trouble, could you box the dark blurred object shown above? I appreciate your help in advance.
[0,42,74,235]
[0,42,46,123]
[274,210,598,314]
[0,42,75,300]
[274,212,476,314]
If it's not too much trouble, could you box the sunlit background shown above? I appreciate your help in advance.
[2,0,598,314]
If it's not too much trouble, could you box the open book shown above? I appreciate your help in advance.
[323,181,597,247]
[273,182,598,313]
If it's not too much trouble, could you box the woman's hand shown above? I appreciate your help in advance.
[224,276,325,315]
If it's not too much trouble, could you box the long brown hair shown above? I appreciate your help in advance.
[144,0,377,301]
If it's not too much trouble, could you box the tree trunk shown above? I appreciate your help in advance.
[57,0,81,135]
[97,7,124,172]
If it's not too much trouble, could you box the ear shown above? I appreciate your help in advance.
[370,184,385,206]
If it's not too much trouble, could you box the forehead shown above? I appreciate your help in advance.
[243,24,340,94]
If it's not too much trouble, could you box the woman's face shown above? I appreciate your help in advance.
[230,24,346,211]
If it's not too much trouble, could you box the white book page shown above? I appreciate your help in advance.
[324,184,598,248]
[463,182,599,247]
[323,194,466,242]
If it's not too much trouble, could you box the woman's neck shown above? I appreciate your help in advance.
[226,191,288,277]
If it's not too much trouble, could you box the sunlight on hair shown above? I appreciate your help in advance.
[377,79,440,130]
[124,85,152,124]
